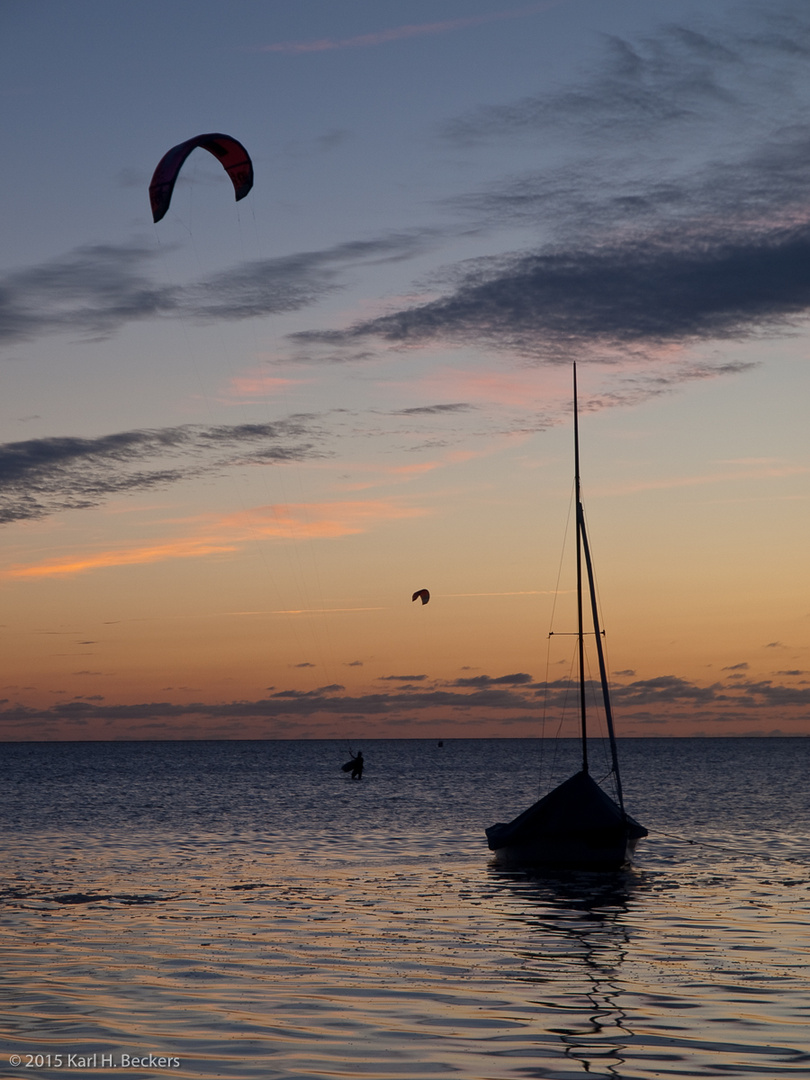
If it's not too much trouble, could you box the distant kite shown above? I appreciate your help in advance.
[149,133,254,223]
[412,589,430,605]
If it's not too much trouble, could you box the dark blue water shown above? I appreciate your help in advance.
[1,739,809,1079]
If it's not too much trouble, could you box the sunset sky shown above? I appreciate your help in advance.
[2,0,809,740]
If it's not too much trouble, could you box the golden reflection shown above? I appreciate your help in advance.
[486,867,642,1077]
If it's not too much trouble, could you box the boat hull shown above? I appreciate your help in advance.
[487,831,641,870]
[486,770,647,870]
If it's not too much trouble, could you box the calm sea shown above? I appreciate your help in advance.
[1,738,808,1079]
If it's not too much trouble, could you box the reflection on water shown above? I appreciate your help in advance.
[482,855,810,1080]
[487,867,638,1078]
[1,739,809,1079]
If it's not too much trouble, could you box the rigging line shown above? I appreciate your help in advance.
[539,609,553,791]
[546,480,575,633]
[580,642,617,791]
[152,199,314,687]
[233,201,340,689]
[652,829,804,865]
[536,637,575,799]
[151,158,315,695]
[232,204,324,658]
[152,229,212,415]
[541,481,576,795]
[545,639,579,796]
[193,188,337,689]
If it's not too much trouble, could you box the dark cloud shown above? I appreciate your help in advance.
[270,684,346,698]
[8,6,810,395]
[452,673,533,687]
[728,678,810,707]
[377,674,429,682]
[450,131,810,242]
[184,235,433,323]
[293,223,810,361]
[0,244,170,344]
[0,417,325,524]
[441,12,810,146]
[0,683,539,726]
[0,234,438,347]
[11,12,810,381]
[443,35,732,147]
[284,349,380,367]
[2,669,809,734]
[610,675,729,706]
[391,403,473,416]
[290,6,810,366]
[535,671,810,711]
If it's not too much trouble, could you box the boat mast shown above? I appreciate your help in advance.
[573,363,626,812]
[579,507,625,812]
[573,364,589,774]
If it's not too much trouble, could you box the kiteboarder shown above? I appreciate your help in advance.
[350,751,364,780]
[341,749,364,779]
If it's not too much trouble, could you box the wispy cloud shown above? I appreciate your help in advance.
[4,537,242,579]
[0,233,438,348]
[0,418,326,524]
[597,456,810,497]
[3,497,429,578]
[9,4,810,418]
[220,498,429,541]
[442,9,810,151]
[255,4,560,55]
[403,369,560,409]
[290,6,810,369]
[390,402,473,417]
[327,449,479,493]
[221,371,314,403]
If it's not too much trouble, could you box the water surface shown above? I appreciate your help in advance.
[1,738,808,1078]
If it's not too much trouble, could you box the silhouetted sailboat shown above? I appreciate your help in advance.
[486,364,647,869]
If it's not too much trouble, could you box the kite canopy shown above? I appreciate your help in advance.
[149,133,254,222]
[412,589,430,605]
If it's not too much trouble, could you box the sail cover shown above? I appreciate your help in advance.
[486,770,647,856]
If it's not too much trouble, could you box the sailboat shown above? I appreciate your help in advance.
[486,364,647,869]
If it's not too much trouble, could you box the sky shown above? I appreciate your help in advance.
[1,0,810,741]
